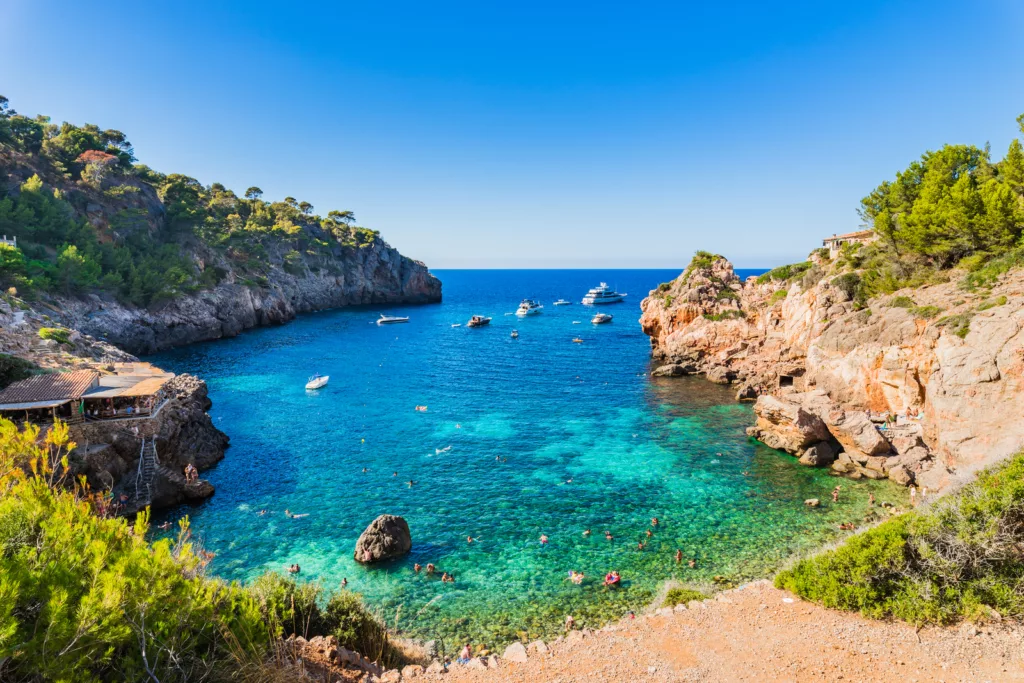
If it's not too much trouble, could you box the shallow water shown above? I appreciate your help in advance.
[149,269,905,647]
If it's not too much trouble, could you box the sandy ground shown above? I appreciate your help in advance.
[435,581,1024,683]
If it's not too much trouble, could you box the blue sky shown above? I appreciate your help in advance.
[2,1,1022,268]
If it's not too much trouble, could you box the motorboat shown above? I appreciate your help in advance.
[511,330,519,339]
[591,313,613,324]
[451,323,462,327]
[467,315,492,327]
[305,374,329,390]
[377,314,409,325]
[553,299,572,306]
[582,283,627,305]
[572,337,583,343]
[515,299,543,316]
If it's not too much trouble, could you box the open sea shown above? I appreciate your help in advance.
[148,269,904,647]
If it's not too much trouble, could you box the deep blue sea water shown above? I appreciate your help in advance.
[148,269,903,646]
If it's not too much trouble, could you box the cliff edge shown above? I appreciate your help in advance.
[640,251,1024,490]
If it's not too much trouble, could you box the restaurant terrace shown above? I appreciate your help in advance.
[0,363,174,425]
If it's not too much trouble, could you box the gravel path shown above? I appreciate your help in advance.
[436,581,1023,682]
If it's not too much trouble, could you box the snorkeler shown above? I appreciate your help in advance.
[583,529,592,537]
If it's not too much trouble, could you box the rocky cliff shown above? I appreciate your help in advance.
[55,238,440,354]
[0,298,228,509]
[640,253,1024,490]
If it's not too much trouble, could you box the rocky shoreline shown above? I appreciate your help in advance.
[640,252,1024,491]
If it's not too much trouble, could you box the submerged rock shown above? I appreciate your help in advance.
[354,514,412,563]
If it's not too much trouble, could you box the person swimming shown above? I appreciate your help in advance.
[636,541,645,551]
[341,577,348,588]
[583,529,592,537]
[158,521,173,530]
[604,530,613,540]
[426,563,435,574]
[540,534,549,545]
[288,564,300,574]
[651,517,659,527]
[675,549,683,564]
[362,467,368,473]
[407,480,415,487]
[257,509,268,516]
[688,558,696,568]
[645,530,652,538]
[467,536,475,544]
[414,563,422,573]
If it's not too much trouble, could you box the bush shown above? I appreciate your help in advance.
[683,250,724,282]
[716,288,738,301]
[889,296,915,308]
[0,353,37,388]
[776,451,1024,625]
[703,310,745,321]
[657,282,672,292]
[663,587,708,607]
[830,273,861,300]
[909,305,943,320]
[38,327,71,345]
[977,295,1008,311]
[937,311,974,338]
[770,289,788,304]
[756,261,812,285]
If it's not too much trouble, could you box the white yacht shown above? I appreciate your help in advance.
[515,299,544,316]
[377,314,409,325]
[581,283,626,305]
[553,299,572,306]
[305,374,329,390]
[591,313,613,324]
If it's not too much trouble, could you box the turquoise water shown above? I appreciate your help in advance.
[149,269,904,647]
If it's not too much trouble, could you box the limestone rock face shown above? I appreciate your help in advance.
[798,441,835,467]
[640,252,1024,489]
[503,642,529,663]
[747,395,832,453]
[354,514,412,563]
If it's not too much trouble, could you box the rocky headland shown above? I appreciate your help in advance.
[640,251,1024,491]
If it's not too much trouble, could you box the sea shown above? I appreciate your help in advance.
[148,269,904,647]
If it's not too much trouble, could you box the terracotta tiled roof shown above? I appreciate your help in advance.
[0,370,98,404]
[824,230,875,242]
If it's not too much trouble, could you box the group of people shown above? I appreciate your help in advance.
[413,562,456,583]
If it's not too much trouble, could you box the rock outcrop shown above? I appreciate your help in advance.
[56,238,441,355]
[641,252,1024,488]
[354,514,412,563]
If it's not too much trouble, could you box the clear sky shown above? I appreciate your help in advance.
[2,1,1022,268]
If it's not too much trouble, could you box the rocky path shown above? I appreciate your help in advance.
[432,581,1022,682]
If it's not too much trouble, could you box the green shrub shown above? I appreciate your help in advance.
[909,305,943,320]
[38,327,71,345]
[889,296,915,308]
[801,265,825,290]
[0,353,37,388]
[663,587,708,607]
[937,311,974,338]
[977,295,1008,311]
[770,289,788,303]
[703,310,745,321]
[683,250,724,282]
[657,282,672,292]
[716,288,738,301]
[830,273,861,300]
[756,261,812,285]
[776,451,1024,625]
[663,295,673,307]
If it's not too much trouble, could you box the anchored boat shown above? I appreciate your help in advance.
[377,314,409,325]
[515,299,543,316]
[591,313,613,324]
[582,282,626,305]
[305,374,329,390]
[467,315,492,328]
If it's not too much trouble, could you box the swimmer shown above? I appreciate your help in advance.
[604,530,613,540]
[636,541,645,551]
[362,467,367,473]
[414,563,422,573]
[341,577,348,588]
[467,536,475,544]
[426,563,435,574]
[158,521,173,530]
[645,530,652,538]
[566,477,573,484]
[456,423,461,429]
[285,509,292,518]
[651,517,659,527]
[407,480,415,487]
[583,529,592,537]
[675,549,683,564]
[441,572,450,582]
[257,509,268,516]
[393,471,398,477]
[540,534,549,545]
[688,559,696,568]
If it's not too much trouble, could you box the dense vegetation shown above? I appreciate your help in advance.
[0,95,379,306]
[0,419,401,681]
[776,452,1024,625]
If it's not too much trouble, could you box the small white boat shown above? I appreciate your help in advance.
[516,299,544,317]
[511,330,519,339]
[591,313,613,324]
[572,320,582,324]
[582,282,627,305]
[451,323,462,328]
[553,299,572,306]
[377,314,409,325]
[305,374,329,390]
[467,315,492,328]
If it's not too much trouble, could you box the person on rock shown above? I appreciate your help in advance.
[457,644,471,664]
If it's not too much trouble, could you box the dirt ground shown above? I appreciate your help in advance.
[437,580,1024,683]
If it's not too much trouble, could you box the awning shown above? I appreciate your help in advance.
[82,376,171,399]
[0,399,71,411]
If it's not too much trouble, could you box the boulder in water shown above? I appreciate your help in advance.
[354,514,412,563]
